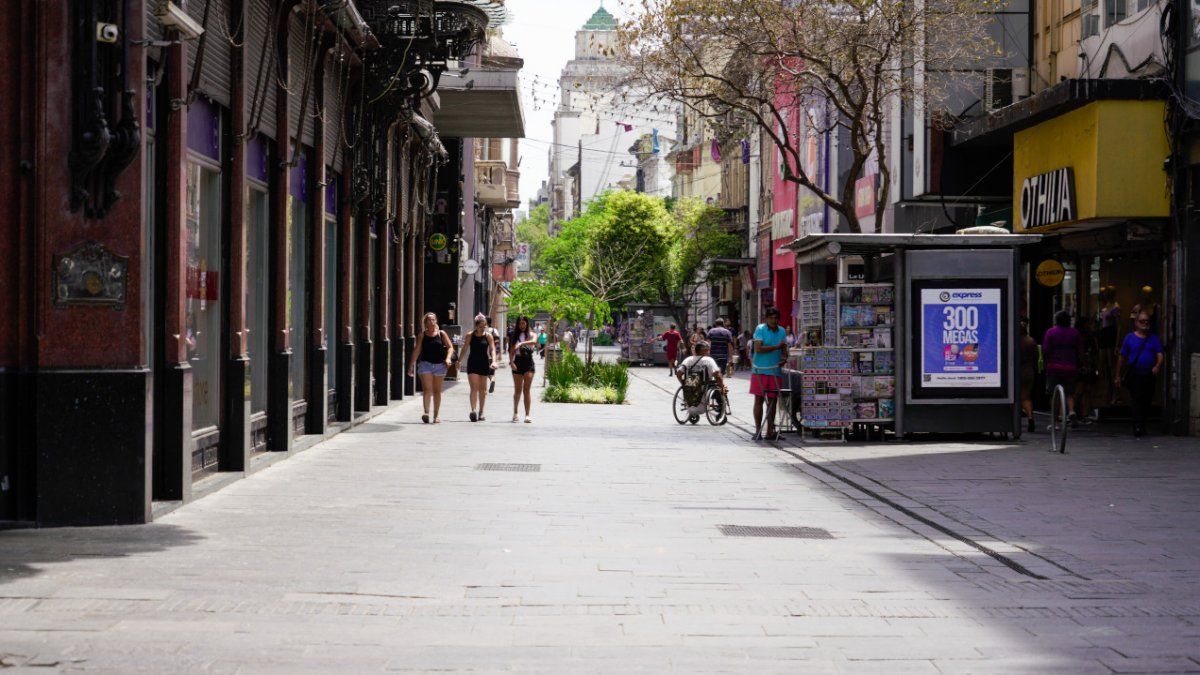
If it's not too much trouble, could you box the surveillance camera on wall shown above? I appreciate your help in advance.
[155,1,205,40]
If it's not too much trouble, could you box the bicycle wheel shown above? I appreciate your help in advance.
[672,387,690,425]
[705,388,728,426]
[1049,384,1068,454]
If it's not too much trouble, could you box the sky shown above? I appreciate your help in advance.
[499,0,634,209]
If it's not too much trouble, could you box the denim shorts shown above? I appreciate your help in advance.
[416,361,448,377]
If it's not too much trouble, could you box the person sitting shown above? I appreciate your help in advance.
[676,340,726,393]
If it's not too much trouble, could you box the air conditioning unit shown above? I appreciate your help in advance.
[155,1,204,40]
[984,68,1030,112]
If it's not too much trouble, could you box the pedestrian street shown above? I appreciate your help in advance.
[2,362,1199,673]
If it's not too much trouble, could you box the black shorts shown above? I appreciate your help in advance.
[713,357,729,372]
[513,356,535,375]
[466,361,493,377]
[1046,370,1077,393]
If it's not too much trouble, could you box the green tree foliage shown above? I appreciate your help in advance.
[516,203,551,278]
[654,198,743,334]
[507,281,610,329]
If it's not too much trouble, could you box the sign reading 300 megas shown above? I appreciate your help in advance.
[920,288,1002,389]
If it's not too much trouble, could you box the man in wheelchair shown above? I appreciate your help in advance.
[676,341,728,398]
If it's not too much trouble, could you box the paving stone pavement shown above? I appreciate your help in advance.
[2,358,1199,673]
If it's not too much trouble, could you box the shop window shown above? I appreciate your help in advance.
[247,185,270,414]
[186,162,222,432]
[288,195,308,401]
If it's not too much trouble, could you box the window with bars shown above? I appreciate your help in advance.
[1082,0,1101,38]
[1104,0,1127,28]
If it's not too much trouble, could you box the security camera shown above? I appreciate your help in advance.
[155,1,205,40]
[96,22,120,44]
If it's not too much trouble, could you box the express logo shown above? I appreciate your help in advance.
[939,292,951,302]
[951,291,984,300]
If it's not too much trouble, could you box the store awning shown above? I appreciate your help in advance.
[785,233,1042,267]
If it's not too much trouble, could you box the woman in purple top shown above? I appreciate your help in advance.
[1042,310,1083,421]
[1115,311,1165,437]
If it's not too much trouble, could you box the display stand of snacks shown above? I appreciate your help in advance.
[837,283,895,425]
[798,347,853,436]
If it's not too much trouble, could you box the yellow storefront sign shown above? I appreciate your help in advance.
[1035,259,1066,287]
[1013,100,1169,233]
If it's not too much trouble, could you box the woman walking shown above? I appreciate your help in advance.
[1115,311,1165,438]
[509,316,538,423]
[407,312,454,424]
[459,314,498,422]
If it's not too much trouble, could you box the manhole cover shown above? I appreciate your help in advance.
[475,463,541,472]
[718,525,833,539]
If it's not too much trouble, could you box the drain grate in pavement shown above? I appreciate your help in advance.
[475,463,541,472]
[718,525,834,539]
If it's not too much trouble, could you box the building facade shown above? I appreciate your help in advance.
[0,0,522,526]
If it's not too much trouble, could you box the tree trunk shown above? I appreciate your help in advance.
[585,303,596,367]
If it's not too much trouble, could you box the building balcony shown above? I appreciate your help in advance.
[431,66,525,138]
[476,160,510,208]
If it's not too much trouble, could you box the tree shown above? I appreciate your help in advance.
[653,198,742,337]
[508,280,611,382]
[621,0,1000,233]
[516,203,551,278]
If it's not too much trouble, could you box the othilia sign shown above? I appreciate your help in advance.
[1035,259,1066,287]
[1020,167,1076,230]
[428,232,448,252]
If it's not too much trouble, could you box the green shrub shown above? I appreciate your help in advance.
[543,353,629,404]
[594,332,613,346]
[543,383,620,404]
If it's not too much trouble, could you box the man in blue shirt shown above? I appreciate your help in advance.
[707,318,734,376]
[750,307,788,440]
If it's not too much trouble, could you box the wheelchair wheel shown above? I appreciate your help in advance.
[705,388,728,426]
[673,387,690,425]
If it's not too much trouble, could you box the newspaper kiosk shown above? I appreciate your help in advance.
[785,233,1040,439]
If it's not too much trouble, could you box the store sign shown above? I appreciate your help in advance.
[1019,167,1075,230]
[756,231,772,289]
[515,242,531,272]
[1035,259,1066,287]
[428,232,448,252]
[920,288,1002,388]
[854,174,877,219]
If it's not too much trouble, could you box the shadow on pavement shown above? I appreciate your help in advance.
[0,523,203,587]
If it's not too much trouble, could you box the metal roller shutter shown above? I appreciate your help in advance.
[145,3,163,43]
[245,0,276,139]
[185,0,233,108]
[289,13,317,148]
[324,52,346,170]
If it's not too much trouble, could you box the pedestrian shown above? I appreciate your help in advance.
[658,323,683,376]
[486,316,502,394]
[750,307,788,441]
[407,312,454,424]
[1042,310,1083,423]
[509,316,538,423]
[537,325,548,358]
[563,327,576,352]
[707,318,734,376]
[1115,310,1164,437]
[740,329,753,371]
[1019,319,1037,433]
[459,314,498,422]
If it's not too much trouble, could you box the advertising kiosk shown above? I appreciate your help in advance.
[786,233,1040,439]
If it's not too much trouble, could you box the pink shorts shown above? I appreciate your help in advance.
[750,374,782,398]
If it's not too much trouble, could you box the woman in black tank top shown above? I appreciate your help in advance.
[509,316,538,423]
[458,314,497,422]
[407,312,454,424]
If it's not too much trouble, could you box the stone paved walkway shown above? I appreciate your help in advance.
[2,359,1199,672]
